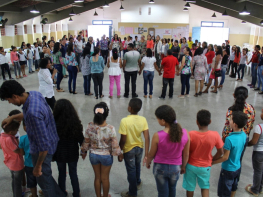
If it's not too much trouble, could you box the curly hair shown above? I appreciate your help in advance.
[53,99,83,139]
[155,105,182,143]
[93,102,109,125]
[0,80,25,101]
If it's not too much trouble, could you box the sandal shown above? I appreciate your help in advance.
[245,184,258,196]
[211,91,218,93]
[56,89,65,92]
[149,95,152,99]
[194,93,198,97]
[198,92,202,95]
[109,96,113,99]
[100,95,104,98]
[144,95,147,98]
[202,91,208,94]
[117,95,121,98]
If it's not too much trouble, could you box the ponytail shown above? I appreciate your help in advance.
[93,102,109,125]
[229,86,248,112]
[169,121,183,143]
[112,48,118,60]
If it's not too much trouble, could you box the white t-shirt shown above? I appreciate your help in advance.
[240,54,247,64]
[142,56,156,72]
[253,124,263,151]
[34,47,40,60]
[27,48,33,59]
[0,54,8,64]
[75,40,83,52]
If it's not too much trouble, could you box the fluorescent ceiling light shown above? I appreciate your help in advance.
[261,20,263,25]
[184,0,196,3]
[239,5,250,15]
[30,5,39,14]
[184,3,191,8]
[69,9,76,16]
[74,0,84,2]
[103,1,109,7]
[149,0,155,3]
[183,8,188,11]
[241,20,246,24]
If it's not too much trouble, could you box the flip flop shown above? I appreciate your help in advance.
[245,184,258,196]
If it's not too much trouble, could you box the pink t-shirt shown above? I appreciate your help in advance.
[154,128,188,165]
[10,51,19,63]
[0,133,24,171]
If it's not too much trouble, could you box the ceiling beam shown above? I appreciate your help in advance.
[0,6,21,13]
[73,3,84,8]
[236,0,263,6]
[35,0,56,3]
[0,0,18,8]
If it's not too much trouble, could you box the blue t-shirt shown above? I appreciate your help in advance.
[222,131,247,171]
[19,135,33,167]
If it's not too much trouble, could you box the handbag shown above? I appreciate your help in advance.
[215,70,222,77]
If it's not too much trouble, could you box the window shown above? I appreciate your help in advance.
[92,20,113,25]
[201,21,224,27]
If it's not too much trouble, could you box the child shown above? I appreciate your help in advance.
[81,102,122,197]
[236,48,248,82]
[146,105,190,197]
[18,48,27,77]
[245,109,263,196]
[33,42,40,71]
[19,119,40,197]
[10,46,22,79]
[213,111,247,197]
[26,43,34,73]
[0,47,12,80]
[118,98,150,197]
[219,49,229,88]
[0,120,24,197]
[183,109,224,197]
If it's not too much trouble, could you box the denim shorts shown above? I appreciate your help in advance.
[24,166,37,188]
[183,164,211,191]
[218,168,241,197]
[89,153,113,166]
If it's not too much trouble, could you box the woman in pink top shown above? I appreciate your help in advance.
[146,105,190,197]
[146,34,154,50]
[10,46,22,79]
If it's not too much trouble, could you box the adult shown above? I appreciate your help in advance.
[123,43,141,98]
[160,39,169,60]
[0,47,12,80]
[225,40,230,56]
[178,47,192,99]
[203,46,223,94]
[60,38,68,78]
[42,35,47,47]
[159,49,179,99]
[47,40,54,53]
[20,42,26,50]
[0,80,65,197]
[74,35,84,70]
[139,48,160,98]
[255,47,263,93]
[179,37,188,62]
[65,43,79,94]
[110,34,123,58]
[122,37,128,57]
[230,46,241,78]
[153,35,162,68]
[81,46,93,96]
[188,37,193,49]
[133,36,140,51]
[86,37,95,55]
[227,45,236,75]
[146,34,154,51]
[43,45,51,59]
[69,37,74,47]
[248,45,261,89]
[38,58,57,110]
[26,43,34,73]
[51,36,55,42]
[138,35,147,58]
[192,47,208,97]
[171,40,180,59]
[202,42,208,55]
[99,34,109,65]
[90,48,105,99]
[204,44,215,84]
[219,49,229,88]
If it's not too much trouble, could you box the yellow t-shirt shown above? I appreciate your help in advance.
[118,115,148,153]
[188,41,193,49]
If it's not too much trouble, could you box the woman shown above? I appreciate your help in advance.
[96,38,100,48]
[107,48,122,99]
[81,46,93,96]
[171,40,180,59]
[227,45,236,75]
[202,42,208,55]
[110,34,123,58]
[139,48,160,98]
[38,58,57,110]
[20,42,26,50]
[204,44,215,84]
[146,34,154,51]
[81,102,122,197]
[48,40,54,53]
[154,35,162,68]
[90,48,105,99]
[146,105,190,197]
[237,48,248,82]
[10,46,22,79]
[179,37,188,62]
[231,46,241,78]
[53,99,84,197]
[160,39,169,60]
[65,43,79,94]
[42,35,47,47]
[139,35,147,58]
[192,48,208,97]
[18,48,27,77]
[203,46,223,93]
[52,42,65,92]
[218,49,229,88]
[178,47,192,99]
[43,45,51,59]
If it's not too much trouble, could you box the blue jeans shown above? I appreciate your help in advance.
[220,64,228,85]
[205,65,212,83]
[124,147,143,196]
[252,63,258,86]
[68,66,78,92]
[89,153,113,166]
[31,154,66,197]
[237,64,246,80]
[10,169,23,197]
[143,70,154,95]
[257,66,263,91]
[76,53,82,70]
[181,74,190,95]
[57,161,80,197]
[35,59,39,70]
[153,163,180,197]
[28,59,33,72]
[54,64,63,90]
[83,74,91,95]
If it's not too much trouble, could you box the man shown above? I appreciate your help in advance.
[159,49,179,99]
[225,40,230,56]
[188,37,193,49]
[74,35,84,70]
[51,36,54,42]
[133,36,140,51]
[99,34,109,65]
[36,38,41,44]
[0,80,65,197]
[79,31,83,39]
[123,43,141,98]
[86,37,95,55]
[153,35,162,68]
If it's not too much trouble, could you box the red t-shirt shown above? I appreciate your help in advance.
[205,51,215,64]
[162,55,179,78]
[146,40,154,49]
[251,51,260,63]
[234,52,241,63]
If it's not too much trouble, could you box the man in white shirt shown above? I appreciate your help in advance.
[26,43,34,73]
[0,47,12,80]
[87,37,95,55]
[34,42,40,71]
[74,35,84,70]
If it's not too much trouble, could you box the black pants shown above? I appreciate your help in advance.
[161,77,174,98]
[231,62,238,77]
[124,71,138,97]
[1,63,11,79]
[101,50,109,65]
[92,72,104,97]
[45,96,56,111]
[228,60,234,74]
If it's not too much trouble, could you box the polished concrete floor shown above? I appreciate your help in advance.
[0,67,262,197]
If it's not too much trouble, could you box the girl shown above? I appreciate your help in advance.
[204,44,215,84]
[53,99,84,197]
[160,39,169,60]
[122,37,128,56]
[10,46,22,79]
[81,102,122,197]
[146,105,190,197]
[20,42,26,50]
[231,46,241,78]
[202,41,208,55]
[81,46,93,96]
[66,43,79,94]
[178,47,192,99]
[228,45,236,75]
[179,37,188,62]
[18,48,27,77]
[203,46,223,93]
[139,35,147,58]
[107,48,122,99]
[146,34,154,51]
[218,49,229,88]
[237,48,248,82]
[139,48,160,98]
[0,47,12,80]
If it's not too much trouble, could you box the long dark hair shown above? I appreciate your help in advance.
[53,42,60,54]
[236,46,241,58]
[146,48,153,58]
[81,46,90,59]
[21,42,25,49]
[155,105,183,143]
[216,46,223,56]
[93,102,109,125]
[194,47,203,56]
[185,47,192,57]
[11,46,16,51]
[208,44,214,51]
[67,43,74,56]
[53,99,83,139]
[92,47,100,56]
[229,86,248,111]
[112,48,118,60]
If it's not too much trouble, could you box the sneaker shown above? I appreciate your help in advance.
[121,191,136,197]
[132,94,138,98]
[258,91,263,94]
[158,96,165,99]
[123,94,129,98]
[169,97,173,99]
[185,94,190,98]
[137,181,143,190]
[254,88,260,91]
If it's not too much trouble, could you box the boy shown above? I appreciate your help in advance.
[118,98,150,197]
[183,109,224,197]
[0,120,24,197]
[26,43,34,73]
[33,42,40,71]
[213,111,247,197]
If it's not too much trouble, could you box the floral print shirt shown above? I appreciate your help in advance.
[181,55,192,75]
[65,52,78,66]
[81,122,122,156]
[222,103,256,138]
[100,39,109,50]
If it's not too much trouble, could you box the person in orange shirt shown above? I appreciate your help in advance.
[230,46,241,78]
[146,34,154,51]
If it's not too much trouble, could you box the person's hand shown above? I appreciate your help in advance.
[143,156,147,166]
[2,116,14,128]
[138,71,142,75]
[33,165,42,177]
[81,153,87,160]
[146,161,151,169]
[159,71,162,76]
[180,166,186,174]
[118,154,124,162]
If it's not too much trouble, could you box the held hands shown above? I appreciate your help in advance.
[180,166,186,174]
[138,70,142,75]
[33,166,42,177]
[118,154,124,162]
[142,156,147,167]
[81,153,87,160]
